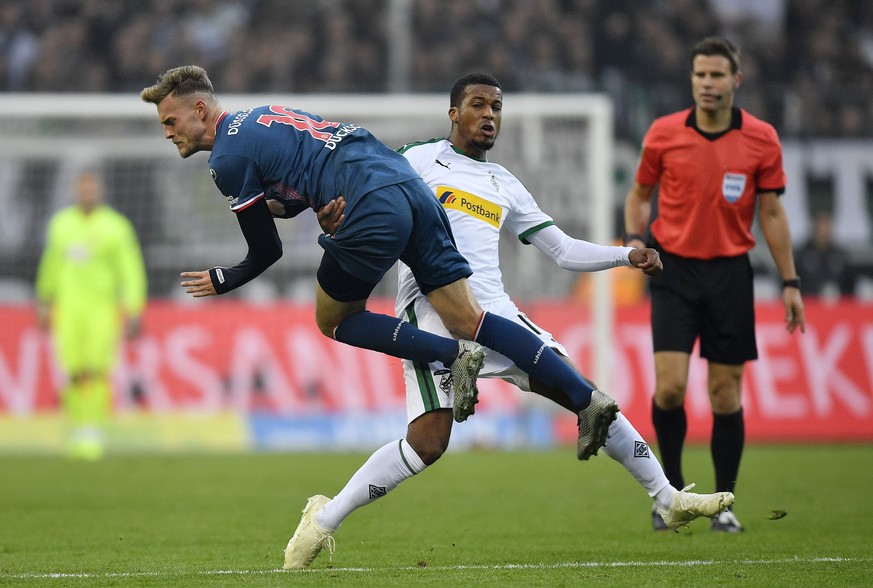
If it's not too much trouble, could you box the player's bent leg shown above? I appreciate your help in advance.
[428,281,605,426]
[284,430,436,568]
[405,409,454,464]
[655,483,735,532]
[314,282,368,337]
[527,357,619,460]
[321,281,483,399]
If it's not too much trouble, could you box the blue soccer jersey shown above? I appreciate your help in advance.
[209,105,419,216]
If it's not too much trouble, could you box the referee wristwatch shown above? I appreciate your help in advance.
[782,277,802,290]
[623,232,644,246]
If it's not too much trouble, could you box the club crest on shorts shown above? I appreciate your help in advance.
[435,368,452,395]
[722,172,746,203]
[634,440,650,458]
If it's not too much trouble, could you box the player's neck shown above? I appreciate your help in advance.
[449,137,486,161]
[695,105,733,133]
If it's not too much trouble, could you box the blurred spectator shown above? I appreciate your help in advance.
[794,210,856,298]
[0,2,38,90]
[0,0,872,139]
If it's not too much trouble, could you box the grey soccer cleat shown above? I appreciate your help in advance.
[576,389,620,460]
[450,340,486,423]
[283,495,335,569]
[711,509,744,533]
[657,483,735,532]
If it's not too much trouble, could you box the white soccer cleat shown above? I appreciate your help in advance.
[450,340,486,423]
[283,495,335,569]
[576,389,620,460]
[656,483,735,532]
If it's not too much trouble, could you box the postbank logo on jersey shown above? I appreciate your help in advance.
[437,186,501,228]
[722,172,747,204]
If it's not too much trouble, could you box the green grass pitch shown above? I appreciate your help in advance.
[1,445,871,587]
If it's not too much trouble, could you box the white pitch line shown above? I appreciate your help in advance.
[4,556,870,579]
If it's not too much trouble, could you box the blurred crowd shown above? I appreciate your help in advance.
[1,0,872,141]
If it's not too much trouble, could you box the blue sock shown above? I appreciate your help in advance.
[334,311,458,367]
[475,312,594,410]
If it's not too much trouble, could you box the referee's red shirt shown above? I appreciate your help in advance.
[636,107,786,260]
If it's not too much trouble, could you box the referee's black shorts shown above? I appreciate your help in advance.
[649,248,758,364]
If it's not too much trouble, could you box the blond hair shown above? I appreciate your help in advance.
[140,65,215,105]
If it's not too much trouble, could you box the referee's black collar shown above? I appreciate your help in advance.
[685,107,742,140]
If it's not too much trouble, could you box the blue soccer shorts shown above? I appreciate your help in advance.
[317,178,472,302]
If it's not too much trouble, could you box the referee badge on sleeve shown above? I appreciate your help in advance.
[722,172,747,203]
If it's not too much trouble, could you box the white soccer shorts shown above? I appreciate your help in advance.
[400,296,568,423]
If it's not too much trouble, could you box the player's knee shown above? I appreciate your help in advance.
[314,317,337,339]
[709,385,741,413]
[406,412,452,465]
[408,439,447,466]
[655,384,686,410]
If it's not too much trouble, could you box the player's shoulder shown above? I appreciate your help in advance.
[397,138,447,157]
[50,204,86,225]
[738,108,781,142]
[643,109,691,144]
[95,205,134,229]
[650,109,690,131]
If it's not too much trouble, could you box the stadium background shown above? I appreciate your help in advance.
[0,0,871,453]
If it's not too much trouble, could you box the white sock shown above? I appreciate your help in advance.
[602,413,673,505]
[316,439,426,531]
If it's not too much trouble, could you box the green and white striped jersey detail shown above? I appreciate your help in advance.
[396,139,554,312]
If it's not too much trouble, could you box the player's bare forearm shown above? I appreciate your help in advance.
[623,182,654,242]
[629,248,663,276]
[759,193,797,280]
[180,270,217,297]
[759,193,805,334]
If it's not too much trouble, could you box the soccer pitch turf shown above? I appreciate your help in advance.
[1,445,871,587]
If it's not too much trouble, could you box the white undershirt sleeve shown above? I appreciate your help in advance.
[526,224,634,272]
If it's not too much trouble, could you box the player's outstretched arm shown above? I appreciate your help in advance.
[181,198,282,298]
[527,224,657,274]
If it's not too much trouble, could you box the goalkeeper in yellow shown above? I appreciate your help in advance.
[35,170,147,460]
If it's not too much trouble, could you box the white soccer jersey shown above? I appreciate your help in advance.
[396,139,553,313]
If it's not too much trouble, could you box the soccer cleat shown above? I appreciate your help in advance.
[656,483,735,532]
[651,504,669,531]
[711,509,744,533]
[450,340,486,423]
[283,495,336,569]
[576,389,620,460]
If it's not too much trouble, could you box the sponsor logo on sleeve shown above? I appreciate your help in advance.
[436,185,501,228]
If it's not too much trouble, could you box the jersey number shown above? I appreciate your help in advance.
[256,106,339,142]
